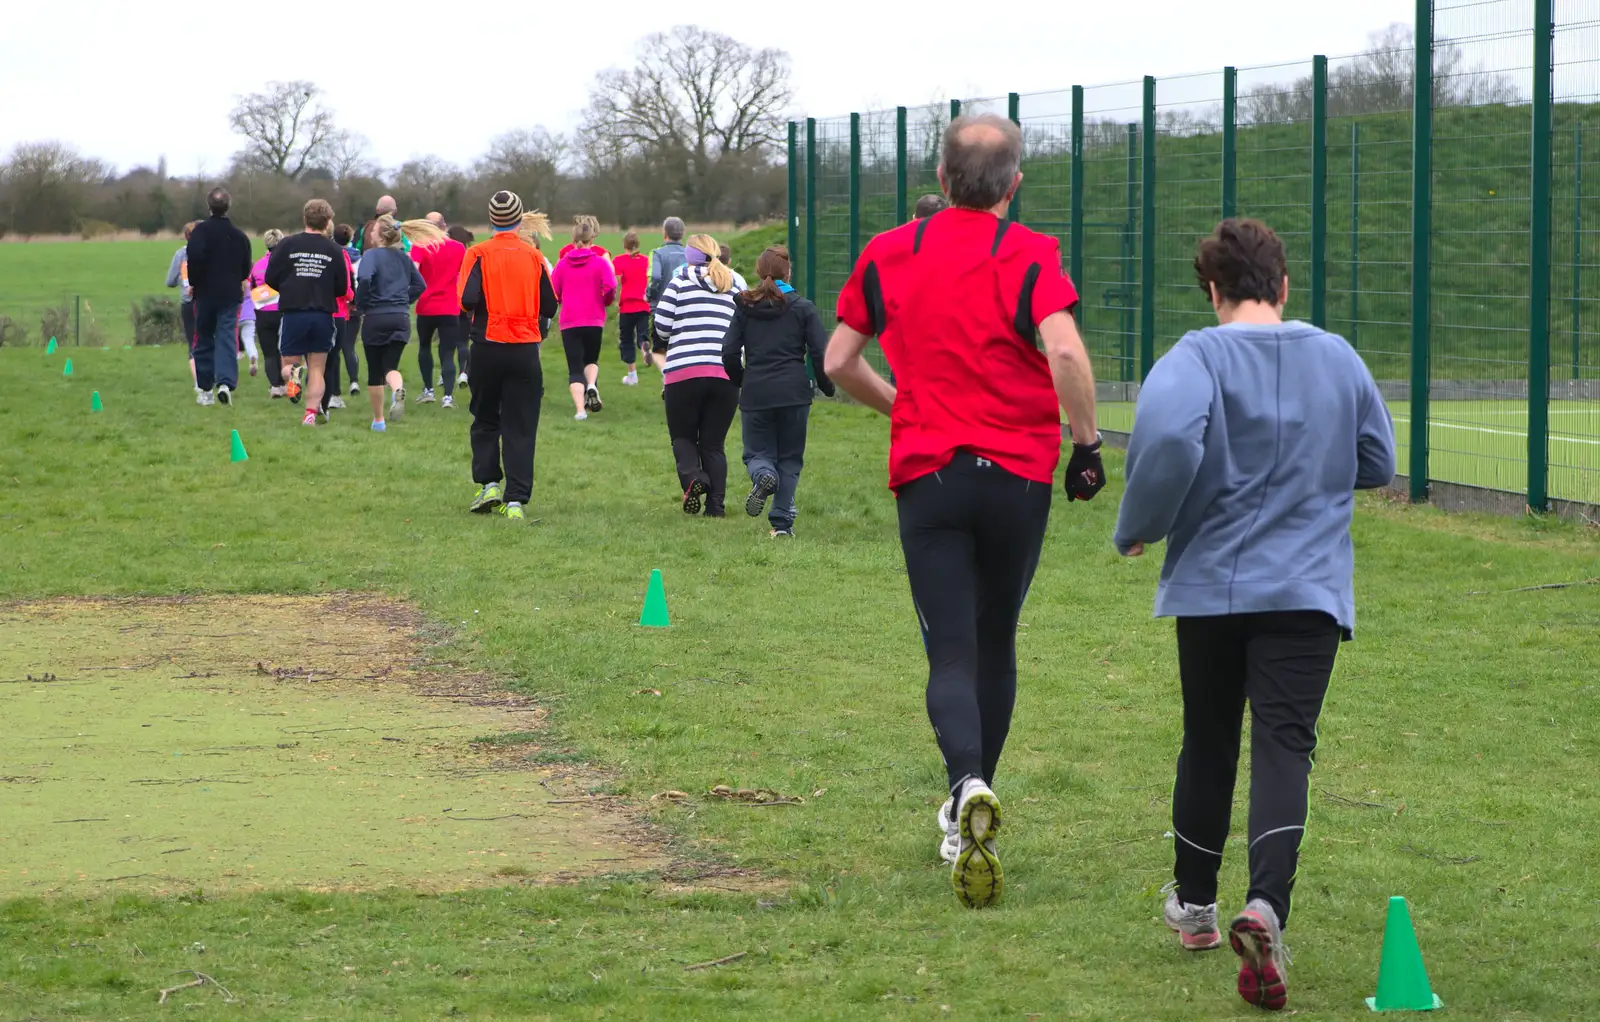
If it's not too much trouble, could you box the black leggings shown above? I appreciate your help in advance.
[1171,611,1341,929]
[664,376,739,513]
[896,453,1052,795]
[618,311,649,364]
[417,314,466,395]
[256,310,284,387]
[364,342,407,387]
[561,326,603,384]
[324,316,356,405]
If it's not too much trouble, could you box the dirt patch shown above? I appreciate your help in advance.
[0,595,664,897]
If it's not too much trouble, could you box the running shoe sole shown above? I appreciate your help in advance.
[952,791,1003,908]
[1167,918,1223,951]
[470,493,504,514]
[1230,911,1288,1011]
[746,473,778,517]
[683,480,708,515]
[216,387,231,405]
[585,387,603,413]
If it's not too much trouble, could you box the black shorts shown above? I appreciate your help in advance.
[361,311,411,347]
[363,340,407,386]
[279,311,337,356]
[561,326,603,384]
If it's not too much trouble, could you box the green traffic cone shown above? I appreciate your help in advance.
[63,358,73,377]
[229,429,249,464]
[46,337,57,354]
[1366,896,1443,1012]
[639,569,670,628]
[90,391,103,413]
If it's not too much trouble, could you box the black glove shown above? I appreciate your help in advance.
[1064,435,1106,502]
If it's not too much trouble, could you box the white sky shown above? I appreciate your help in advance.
[0,0,1417,175]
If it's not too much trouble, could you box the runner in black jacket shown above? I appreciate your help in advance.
[722,245,834,535]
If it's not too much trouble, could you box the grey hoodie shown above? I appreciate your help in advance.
[1112,321,1396,634]
[165,246,192,303]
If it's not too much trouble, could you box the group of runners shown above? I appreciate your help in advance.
[171,112,1397,1012]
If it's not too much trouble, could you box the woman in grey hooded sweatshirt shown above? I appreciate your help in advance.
[1114,218,1395,1013]
[356,215,425,431]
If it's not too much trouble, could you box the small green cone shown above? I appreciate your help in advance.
[46,337,57,354]
[1366,896,1443,1012]
[63,358,73,377]
[90,391,103,413]
[639,569,670,628]
[229,429,249,464]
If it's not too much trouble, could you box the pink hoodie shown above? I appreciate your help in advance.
[551,247,616,330]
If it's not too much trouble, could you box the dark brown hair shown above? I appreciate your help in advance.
[914,193,948,219]
[940,114,1022,210]
[1194,218,1287,306]
[333,223,354,246]
[739,245,792,305]
[623,229,641,252]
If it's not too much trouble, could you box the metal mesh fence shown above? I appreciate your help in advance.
[785,1,1600,513]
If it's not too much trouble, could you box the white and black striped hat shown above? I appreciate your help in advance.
[488,190,523,228]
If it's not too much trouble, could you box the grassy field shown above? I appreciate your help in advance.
[1,344,1598,1019]
[0,226,759,350]
[1097,398,1600,505]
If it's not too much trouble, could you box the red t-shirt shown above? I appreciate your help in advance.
[836,208,1079,489]
[612,252,651,313]
[559,244,611,263]
[414,239,467,316]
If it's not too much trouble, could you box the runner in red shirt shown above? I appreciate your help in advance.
[613,230,652,383]
[826,114,1105,910]
[415,212,470,408]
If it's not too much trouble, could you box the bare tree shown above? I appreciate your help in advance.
[0,141,110,235]
[579,25,792,215]
[474,128,569,213]
[393,156,464,216]
[229,81,337,179]
[321,129,376,185]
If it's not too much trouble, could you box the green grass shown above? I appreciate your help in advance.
[2,347,1599,1019]
[1097,398,1600,505]
[0,225,754,350]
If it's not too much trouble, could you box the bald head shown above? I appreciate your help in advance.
[425,211,445,228]
[938,114,1023,212]
[375,195,397,216]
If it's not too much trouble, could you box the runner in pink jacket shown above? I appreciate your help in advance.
[551,232,616,420]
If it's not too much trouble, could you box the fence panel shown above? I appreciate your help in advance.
[812,115,854,337]
[1152,72,1227,364]
[1236,61,1316,323]
[1550,0,1600,504]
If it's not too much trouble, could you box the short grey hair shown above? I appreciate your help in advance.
[940,114,1022,211]
[662,216,686,241]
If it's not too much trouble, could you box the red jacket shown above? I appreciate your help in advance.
[414,239,467,316]
[613,252,651,313]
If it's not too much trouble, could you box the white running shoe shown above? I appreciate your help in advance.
[441,394,454,409]
[215,384,232,406]
[349,381,360,395]
[327,396,346,409]
[196,390,215,406]
[269,385,287,398]
[937,797,959,864]
[457,372,469,387]
[951,779,1003,908]
[622,371,639,386]
[574,411,588,421]
[390,388,405,419]
[1161,882,1222,951]
[418,389,436,404]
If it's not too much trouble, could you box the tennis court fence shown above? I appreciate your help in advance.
[784,0,1600,517]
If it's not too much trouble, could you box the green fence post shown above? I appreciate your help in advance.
[1008,92,1022,223]
[1070,85,1085,326]
[1311,55,1328,329]
[1125,123,1139,382]
[804,117,817,301]
[896,106,909,226]
[787,122,799,264]
[1141,75,1157,382]
[1351,122,1361,349]
[1222,66,1237,220]
[950,98,961,122]
[1529,0,1554,512]
[1409,0,1433,503]
[1574,124,1583,380]
[849,113,862,266]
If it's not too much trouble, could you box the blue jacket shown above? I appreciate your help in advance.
[1112,321,1396,634]
[356,247,424,315]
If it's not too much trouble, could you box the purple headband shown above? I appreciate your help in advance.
[686,246,710,266]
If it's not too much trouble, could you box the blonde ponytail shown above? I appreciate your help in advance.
[518,211,552,241]
[572,214,600,246]
[687,234,732,294]
[396,217,447,247]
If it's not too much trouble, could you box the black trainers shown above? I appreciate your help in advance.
[745,473,778,517]
[682,479,708,515]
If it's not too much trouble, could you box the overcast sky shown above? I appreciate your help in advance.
[1,0,1417,174]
